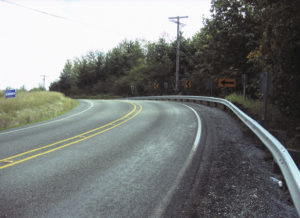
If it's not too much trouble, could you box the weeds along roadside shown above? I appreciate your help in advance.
[225,93,300,151]
[0,91,78,130]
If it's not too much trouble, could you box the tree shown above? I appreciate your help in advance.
[247,0,300,116]
[145,38,174,93]
[50,60,77,96]
[104,40,145,95]
[51,0,299,118]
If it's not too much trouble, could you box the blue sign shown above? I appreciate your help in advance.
[5,89,16,99]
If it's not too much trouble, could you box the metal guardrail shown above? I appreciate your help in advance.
[130,95,300,216]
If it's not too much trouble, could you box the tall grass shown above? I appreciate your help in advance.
[225,93,263,115]
[225,93,300,149]
[0,91,78,130]
[225,93,281,121]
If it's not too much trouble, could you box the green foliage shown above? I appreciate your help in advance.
[50,0,299,117]
[258,0,300,117]
[225,93,283,126]
[226,93,263,115]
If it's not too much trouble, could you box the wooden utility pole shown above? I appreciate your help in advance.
[40,75,48,90]
[169,16,188,93]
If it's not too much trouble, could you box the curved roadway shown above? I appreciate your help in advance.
[0,100,205,217]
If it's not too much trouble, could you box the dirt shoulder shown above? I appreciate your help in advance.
[164,103,297,217]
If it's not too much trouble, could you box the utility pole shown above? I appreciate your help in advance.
[169,16,188,93]
[40,75,48,90]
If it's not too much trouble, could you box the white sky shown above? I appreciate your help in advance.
[0,0,211,90]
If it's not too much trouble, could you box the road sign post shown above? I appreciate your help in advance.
[164,82,168,94]
[130,85,135,96]
[242,74,247,100]
[261,72,272,122]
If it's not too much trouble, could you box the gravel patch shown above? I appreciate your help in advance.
[165,103,297,217]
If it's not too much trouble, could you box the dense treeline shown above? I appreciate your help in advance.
[50,0,300,117]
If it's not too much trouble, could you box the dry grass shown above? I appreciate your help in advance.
[0,91,78,130]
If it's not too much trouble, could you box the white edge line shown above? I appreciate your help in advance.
[151,103,202,218]
[0,100,94,136]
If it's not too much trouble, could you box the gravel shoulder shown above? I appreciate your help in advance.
[164,102,297,217]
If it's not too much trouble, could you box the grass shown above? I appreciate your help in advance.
[226,93,263,115]
[225,93,299,150]
[225,93,281,121]
[0,91,78,130]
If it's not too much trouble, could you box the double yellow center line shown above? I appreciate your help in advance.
[0,101,142,170]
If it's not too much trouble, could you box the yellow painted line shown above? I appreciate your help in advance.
[0,101,136,162]
[0,102,142,170]
[0,160,14,163]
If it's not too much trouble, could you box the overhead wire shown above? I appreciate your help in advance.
[0,0,70,21]
[1,0,201,63]
[0,0,124,37]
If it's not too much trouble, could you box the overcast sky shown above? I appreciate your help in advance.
[0,0,212,90]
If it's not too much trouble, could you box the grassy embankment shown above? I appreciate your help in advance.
[225,93,299,150]
[0,91,78,130]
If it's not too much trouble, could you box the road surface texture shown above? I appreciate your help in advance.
[0,100,297,217]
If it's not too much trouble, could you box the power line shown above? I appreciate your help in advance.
[0,0,123,37]
[0,0,70,21]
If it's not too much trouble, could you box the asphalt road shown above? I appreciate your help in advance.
[0,99,204,218]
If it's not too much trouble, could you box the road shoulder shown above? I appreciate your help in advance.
[164,102,297,217]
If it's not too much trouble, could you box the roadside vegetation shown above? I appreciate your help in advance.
[49,1,299,148]
[50,0,299,120]
[226,93,299,150]
[0,91,78,130]
[225,93,281,119]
